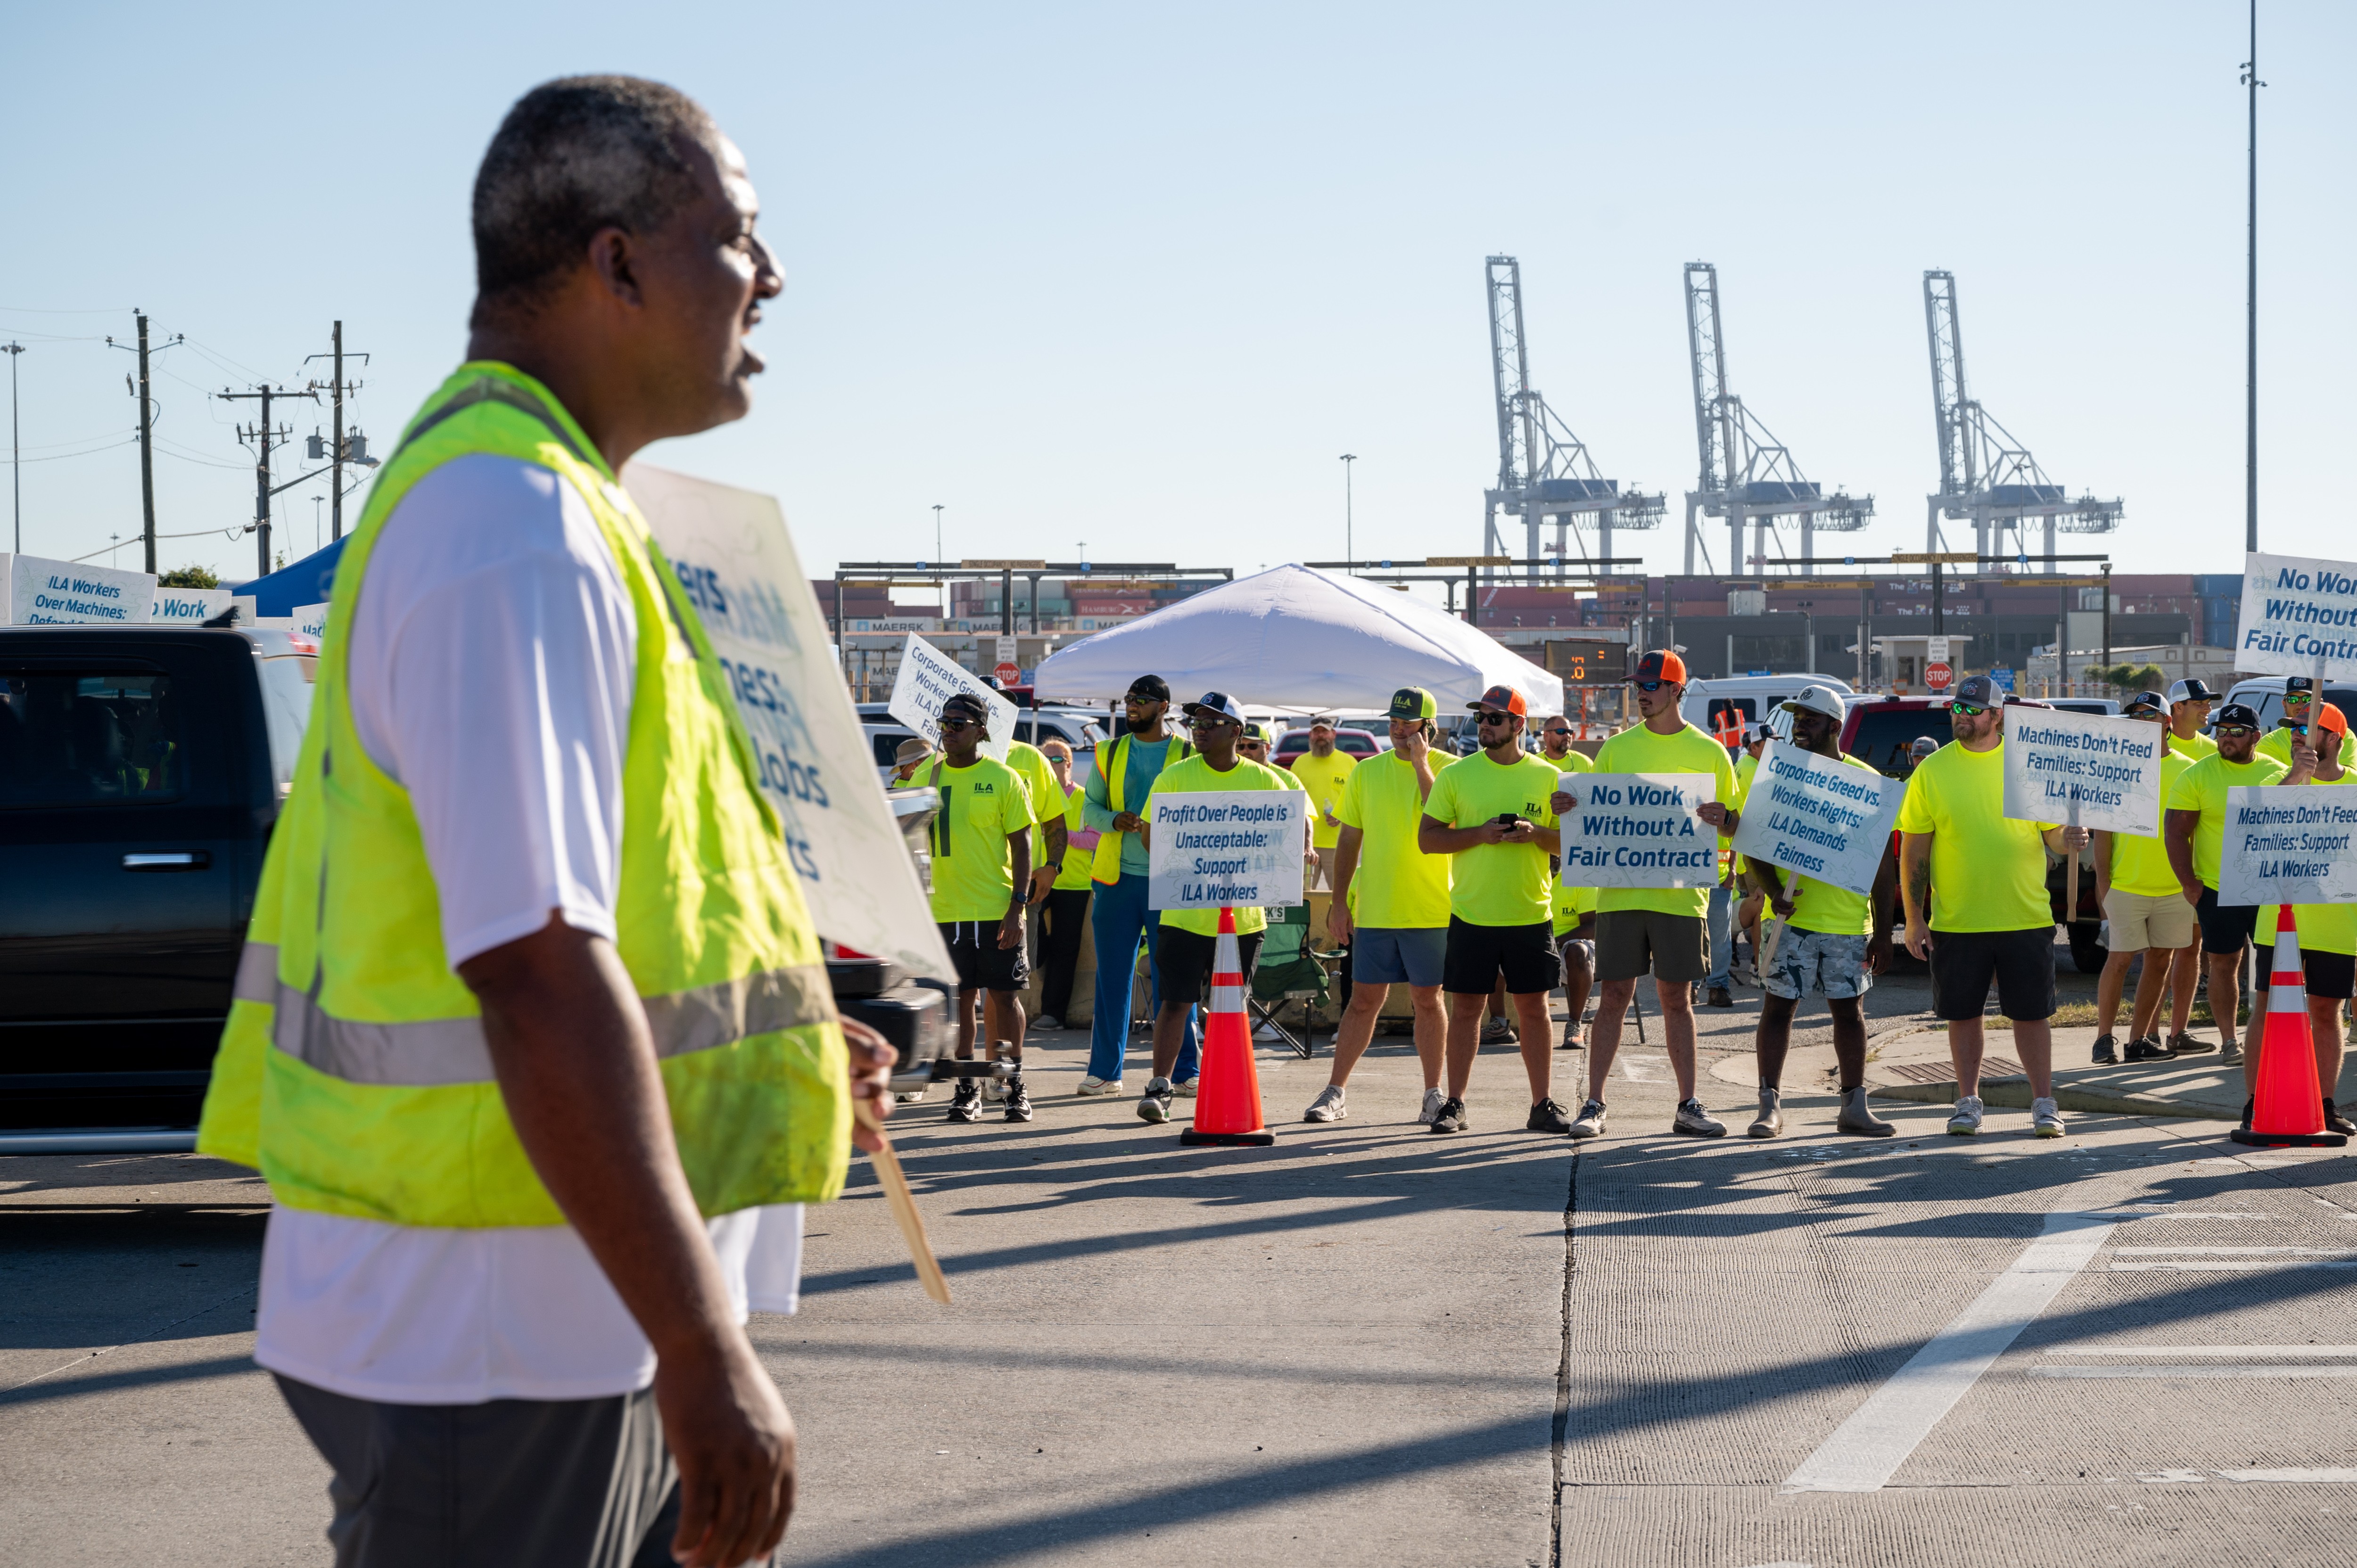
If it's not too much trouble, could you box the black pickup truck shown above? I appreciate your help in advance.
[0,626,313,1150]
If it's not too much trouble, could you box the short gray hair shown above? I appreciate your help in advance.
[471,75,715,318]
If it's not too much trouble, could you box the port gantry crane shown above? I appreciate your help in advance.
[1681,261,1871,577]
[1481,255,1663,583]
[1922,269,2120,571]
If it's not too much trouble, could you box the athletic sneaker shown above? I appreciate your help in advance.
[1302,1085,1347,1124]
[2091,1033,2118,1065]
[1946,1094,1984,1136]
[2125,1036,2171,1062]
[2031,1096,2066,1138]
[1417,1087,1448,1125]
[2221,1040,2244,1066]
[1034,1015,1063,1032]
[1136,1076,1174,1124]
[1003,1075,1034,1123]
[2326,1099,2357,1136]
[946,1079,982,1124]
[2170,1031,2210,1055]
[1479,1018,1517,1046]
[1706,986,1734,1009]
[1429,1096,1469,1134]
[894,1088,928,1104]
[1673,1099,1727,1138]
[1174,1077,1198,1098]
[1526,1098,1574,1135]
[1076,1076,1125,1096]
[1567,1099,1608,1139]
[1559,1021,1583,1051]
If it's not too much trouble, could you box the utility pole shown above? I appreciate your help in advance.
[2,342,21,555]
[303,322,370,541]
[104,314,182,574]
[2242,5,2265,554]
[1340,453,1357,572]
[932,504,943,565]
[217,384,317,578]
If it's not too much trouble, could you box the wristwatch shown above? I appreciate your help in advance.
[1042,861,1063,874]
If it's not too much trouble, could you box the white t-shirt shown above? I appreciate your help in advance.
[253,453,804,1405]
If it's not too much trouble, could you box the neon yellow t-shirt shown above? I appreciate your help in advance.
[1331,750,1451,928]
[925,756,1036,922]
[1727,748,1761,877]
[1006,740,1064,882]
[2166,750,2289,888]
[2105,748,2191,897]
[2256,724,2313,768]
[1145,753,1298,937]
[1893,740,2057,932]
[2259,769,2357,957]
[1290,748,1358,850]
[1053,784,1096,891]
[1770,752,1883,936]
[1588,721,1739,919]
[1544,749,1595,935]
[1422,751,1563,927]
[2169,729,2218,762]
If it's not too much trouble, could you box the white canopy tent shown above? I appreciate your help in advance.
[1031,564,1566,714]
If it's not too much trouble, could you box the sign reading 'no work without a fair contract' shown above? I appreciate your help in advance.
[1147,791,1307,912]
[1557,772,1720,889]
[1729,741,1904,898]
[2234,551,2357,681]
[2002,704,2164,837]
[2216,786,2357,907]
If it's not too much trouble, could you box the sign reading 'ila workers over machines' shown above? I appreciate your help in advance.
[1729,740,1905,899]
[2233,551,2357,681]
[1557,773,1720,889]
[1147,790,1308,912]
[2001,704,2164,837]
[2216,785,2357,907]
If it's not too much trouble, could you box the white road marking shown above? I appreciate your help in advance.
[2221,1469,2357,1483]
[2049,1346,2357,1356]
[2112,1261,2357,1272]
[2116,1246,2357,1255]
[2033,1364,2357,1379]
[1781,1210,2113,1494]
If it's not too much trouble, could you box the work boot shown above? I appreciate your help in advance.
[2125,1036,2171,1062]
[1747,1086,1783,1139]
[1002,1074,1034,1123]
[1706,986,1734,1009]
[2327,1100,2357,1136]
[2091,1033,2118,1065]
[1837,1086,1895,1137]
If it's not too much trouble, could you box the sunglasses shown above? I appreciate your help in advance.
[2216,724,2258,737]
[1632,680,1666,694]
[1476,710,1516,725]
[938,717,977,732]
[1947,701,1989,717]
[1543,727,1573,737]
[1188,715,1238,731]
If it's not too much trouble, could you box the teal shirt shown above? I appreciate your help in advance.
[1081,734,1178,876]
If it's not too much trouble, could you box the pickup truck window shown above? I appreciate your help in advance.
[0,672,185,806]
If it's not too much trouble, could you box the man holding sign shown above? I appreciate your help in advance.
[2257,676,2325,768]
[2090,692,2200,1064]
[2253,705,2357,1133]
[925,693,1038,1125]
[2164,702,2286,1063]
[1898,677,2090,1138]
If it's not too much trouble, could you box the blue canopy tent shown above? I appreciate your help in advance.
[234,536,347,617]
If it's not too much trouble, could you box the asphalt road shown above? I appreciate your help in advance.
[16,946,2357,1566]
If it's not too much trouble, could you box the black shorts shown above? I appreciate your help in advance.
[2195,886,2259,956]
[940,920,1029,993]
[1155,925,1263,1009]
[1928,927,2056,1022]
[1442,917,1562,996]
[2256,946,2357,1001]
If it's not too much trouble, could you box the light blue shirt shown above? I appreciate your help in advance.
[1081,733,1176,877]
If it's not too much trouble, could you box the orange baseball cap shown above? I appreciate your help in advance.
[1633,649,1687,685]
[1467,683,1527,716]
[2316,703,2348,737]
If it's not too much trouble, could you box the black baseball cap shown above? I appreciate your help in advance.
[1387,686,1438,721]
[1950,674,2002,707]
[2215,702,2262,729]
[1125,674,1171,702]
[2286,677,2317,699]
[940,692,991,725]
[2123,691,2167,718]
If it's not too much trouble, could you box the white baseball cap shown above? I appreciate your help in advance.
[1779,684,1847,721]
[2167,678,2218,705]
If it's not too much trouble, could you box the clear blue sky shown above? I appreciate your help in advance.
[7,2,2350,597]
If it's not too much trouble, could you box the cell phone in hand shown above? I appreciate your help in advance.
[1492,813,1526,829]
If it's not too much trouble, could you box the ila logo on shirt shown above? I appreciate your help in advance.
[972,782,994,793]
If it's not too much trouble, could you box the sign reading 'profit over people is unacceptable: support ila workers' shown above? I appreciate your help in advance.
[1729,741,1903,898]
[1557,773,1720,889]
[2217,786,2357,907]
[2234,551,2357,681]
[1147,791,1308,912]
[2001,705,2164,837]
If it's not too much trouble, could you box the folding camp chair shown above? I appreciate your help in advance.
[1248,903,1336,1059]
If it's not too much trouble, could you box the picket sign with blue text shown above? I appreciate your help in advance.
[289,602,330,642]
[887,632,1017,763]
[1728,740,1904,898]
[623,461,952,985]
[151,586,232,624]
[2000,704,2163,839]
[1558,772,1721,889]
[1147,790,1308,911]
[2234,552,2357,681]
[2216,785,2357,907]
[2,553,154,625]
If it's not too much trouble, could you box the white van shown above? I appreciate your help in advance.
[1681,673,1856,747]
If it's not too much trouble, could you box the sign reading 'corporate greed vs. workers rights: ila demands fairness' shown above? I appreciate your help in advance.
[1728,741,1904,898]
[1557,773,1720,889]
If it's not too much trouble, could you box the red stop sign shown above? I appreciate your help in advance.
[993,662,1021,685]
[1925,661,1954,689]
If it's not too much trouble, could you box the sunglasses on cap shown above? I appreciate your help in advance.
[1947,701,1990,717]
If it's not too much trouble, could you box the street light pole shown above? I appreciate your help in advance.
[2243,1,2265,555]
[932,504,943,566]
[1339,453,1356,571]
[2,342,21,555]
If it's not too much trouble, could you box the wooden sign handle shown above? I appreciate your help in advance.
[853,1099,951,1305]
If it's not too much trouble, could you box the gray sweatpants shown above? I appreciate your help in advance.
[276,1374,695,1568]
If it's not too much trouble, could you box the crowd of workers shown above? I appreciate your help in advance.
[907,656,2348,1145]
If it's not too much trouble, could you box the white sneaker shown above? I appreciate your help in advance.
[2031,1096,2066,1138]
[1174,1077,1198,1098]
[1303,1085,1347,1123]
[1947,1095,1985,1136]
[894,1088,928,1104]
[1076,1075,1124,1096]
[1417,1087,1448,1125]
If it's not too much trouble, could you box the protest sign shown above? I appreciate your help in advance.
[2233,551,2357,681]
[1557,772,1721,889]
[888,632,1017,763]
[2216,786,2357,907]
[289,602,330,643]
[2002,704,2165,837]
[151,585,232,624]
[1147,789,1308,911]
[1729,740,1904,898]
[3,554,154,625]
[625,460,952,985]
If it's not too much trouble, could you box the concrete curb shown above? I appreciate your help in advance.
[1869,1075,2239,1122]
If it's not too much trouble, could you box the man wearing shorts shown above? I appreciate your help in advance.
[1417,685,1571,1135]
[2257,704,2357,1133]
[1136,693,1306,1124]
[1744,685,1896,1138]
[1563,650,1741,1140]
[1538,713,1597,1050]
[2165,700,2286,1064]
[1898,675,2089,1137]
[1307,687,1452,1124]
[925,692,1038,1124]
[2090,692,2199,1064]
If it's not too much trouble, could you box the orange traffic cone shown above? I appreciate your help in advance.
[1180,907,1276,1147]
[2233,906,2349,1148]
